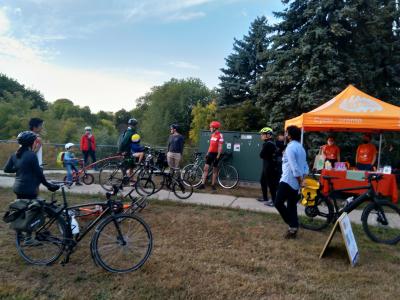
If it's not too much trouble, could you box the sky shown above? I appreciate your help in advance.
[0,0,283,112]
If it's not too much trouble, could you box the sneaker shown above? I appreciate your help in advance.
[284,229,298,239]
[197,184,205,190]
[264,200,274,207]
[257,197,266,202]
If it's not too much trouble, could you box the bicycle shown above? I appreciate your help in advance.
[300,173,400,245]
[136,166,193,199]
[63,159,94,185]
[14,182,153,273]
[181,151,239,189]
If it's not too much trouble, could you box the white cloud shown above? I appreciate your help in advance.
[168,61,200,70]
[166,11,205,21]
[0,7,164,112]
[0,7,11,34]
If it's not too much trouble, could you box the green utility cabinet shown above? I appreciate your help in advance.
[198,130,263,182]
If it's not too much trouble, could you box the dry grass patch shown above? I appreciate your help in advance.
[0,188,399,299]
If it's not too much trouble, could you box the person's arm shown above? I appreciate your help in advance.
[32,137,42,153]
[167,136,172,152]
[178,135,184,154]
[4,155,16,173]
[80,135,84,151]
[217,134,224,159]
[371,145,377,165]
[286,145,303,186]
[259,143,267,159]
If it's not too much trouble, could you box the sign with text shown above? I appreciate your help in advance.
[320,212,359,267]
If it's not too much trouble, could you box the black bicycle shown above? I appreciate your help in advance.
[15,182,153,273]
[301,173,400,245]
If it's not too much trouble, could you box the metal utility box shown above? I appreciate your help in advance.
[198,130,263,182]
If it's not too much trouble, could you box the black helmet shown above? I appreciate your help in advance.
[17,131,37,146]
[170,124,179,130]
[128,118,138,126]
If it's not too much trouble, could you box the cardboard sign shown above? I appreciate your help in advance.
[320,212,359,266]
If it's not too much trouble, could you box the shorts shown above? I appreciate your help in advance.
[206,152,220,167]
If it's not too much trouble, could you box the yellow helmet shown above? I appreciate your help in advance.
[259,127,273,134]
[131,133,141,142]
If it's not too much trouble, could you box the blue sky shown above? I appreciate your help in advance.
[0,0,283,112]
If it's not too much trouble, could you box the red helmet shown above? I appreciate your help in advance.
[210,121,220,129]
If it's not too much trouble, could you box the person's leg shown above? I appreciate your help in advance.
[82,151,89,165]
[266,170,278,203]
[260,170,269,201]
[65,163,73,184]
[274,182,291,225]
[286,185,300,229]
[167,152,174,169]
[90,150,96,163]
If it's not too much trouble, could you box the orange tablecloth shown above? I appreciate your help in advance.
[320,169,398,203]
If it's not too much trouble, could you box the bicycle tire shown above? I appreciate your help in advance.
[91,214,153,273]
[300,195,334,231]
[172,179,193,199]
[217,164,239,189]
[15,207,66,265]
[82,173,94,185]
[99,163,124,191]
[362,200,400,245]
[135,177,156,196]
[181,164,203,187]
[137,167,164,194]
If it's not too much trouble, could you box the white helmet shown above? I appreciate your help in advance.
[65,143,75,150]
[85,126,92,131]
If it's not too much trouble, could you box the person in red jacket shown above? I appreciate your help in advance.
[80,126,96,165]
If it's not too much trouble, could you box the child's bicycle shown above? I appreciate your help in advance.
[63,159,95,185]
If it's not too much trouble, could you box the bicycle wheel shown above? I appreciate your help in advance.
[217,164,239,189]
[99,163,124,191]
[91,214,153,273]
[135,177,156,196]
[137,167,164,194]
[362,200,400,245]
[15,207,66,265]
[172,179,193,199]
[300,195,334,231]
[82,173,94,185]
[181,164,203,187]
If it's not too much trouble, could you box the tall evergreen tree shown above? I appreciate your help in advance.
[218,16,273,106]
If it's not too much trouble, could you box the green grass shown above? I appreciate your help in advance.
[0,187,399,299]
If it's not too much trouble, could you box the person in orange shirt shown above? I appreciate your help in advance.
[321,136,340,166]
[356,134,377,171]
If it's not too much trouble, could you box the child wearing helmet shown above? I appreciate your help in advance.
[131,134,145,163]
[64,143,81,186]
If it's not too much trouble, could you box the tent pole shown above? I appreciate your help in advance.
[378,133,382,169]
[301,127,304,145]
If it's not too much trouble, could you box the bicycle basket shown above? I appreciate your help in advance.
[3,199,45,232]
[300,178,320,206]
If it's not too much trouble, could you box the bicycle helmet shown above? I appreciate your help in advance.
[65,143,75,150]
[84,126,92,131]
[259,127,273,135]
[210,121,220,129]
[131,133,141,143]
[170,124,179,130]
[128,118,138,126]
[17,131,37,146]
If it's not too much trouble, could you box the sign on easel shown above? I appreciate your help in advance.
[319,212,359,266]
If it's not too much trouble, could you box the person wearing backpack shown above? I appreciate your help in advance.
[258,127,279,207]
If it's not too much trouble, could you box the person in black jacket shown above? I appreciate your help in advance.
[4,131,59,199]
[258,127,278,207]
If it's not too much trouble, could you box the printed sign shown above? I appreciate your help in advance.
[320,212,359,267]
[240,134,252,140]
[233,143,240,152]
[226,143,232,150]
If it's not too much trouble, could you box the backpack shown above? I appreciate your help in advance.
[3,199,45,232]
[56,151,65,167]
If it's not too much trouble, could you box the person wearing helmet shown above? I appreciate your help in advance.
[258,127,279,207]
[4,131,59,198]
[167,124,184,169]
[80,126,97,165]
[118,118,138,154]
[64,143,82,186]
[29,118,44,167]
[198,121,223,191]
[131,134,145,163]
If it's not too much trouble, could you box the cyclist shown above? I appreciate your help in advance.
[258,127,278,207]
[198,121,223,191]
[167,124,184,169]
[64,143,82,186]
[4,131,59,198]
[29,118,44,168]
[118,118,138,154]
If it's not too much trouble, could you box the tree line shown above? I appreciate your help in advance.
[1,0,399,153]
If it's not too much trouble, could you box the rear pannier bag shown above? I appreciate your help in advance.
[3,199,45,232]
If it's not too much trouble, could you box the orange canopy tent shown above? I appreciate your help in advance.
[285,85,400,167]
[285,85,400,132]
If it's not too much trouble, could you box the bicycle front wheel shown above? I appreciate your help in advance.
[181,164,203,187]
[362,200,400,245]
[217,165,238,189]
[99,163,124,191]
[91,214,153,273]
[300,195,334,231]
[172,179,193,199]
[15,208,66,265]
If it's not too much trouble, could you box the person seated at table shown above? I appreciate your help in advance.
[321,136,340,166]
[356,134,377,171]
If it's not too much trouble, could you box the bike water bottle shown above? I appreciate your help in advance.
[69,211,80,235]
